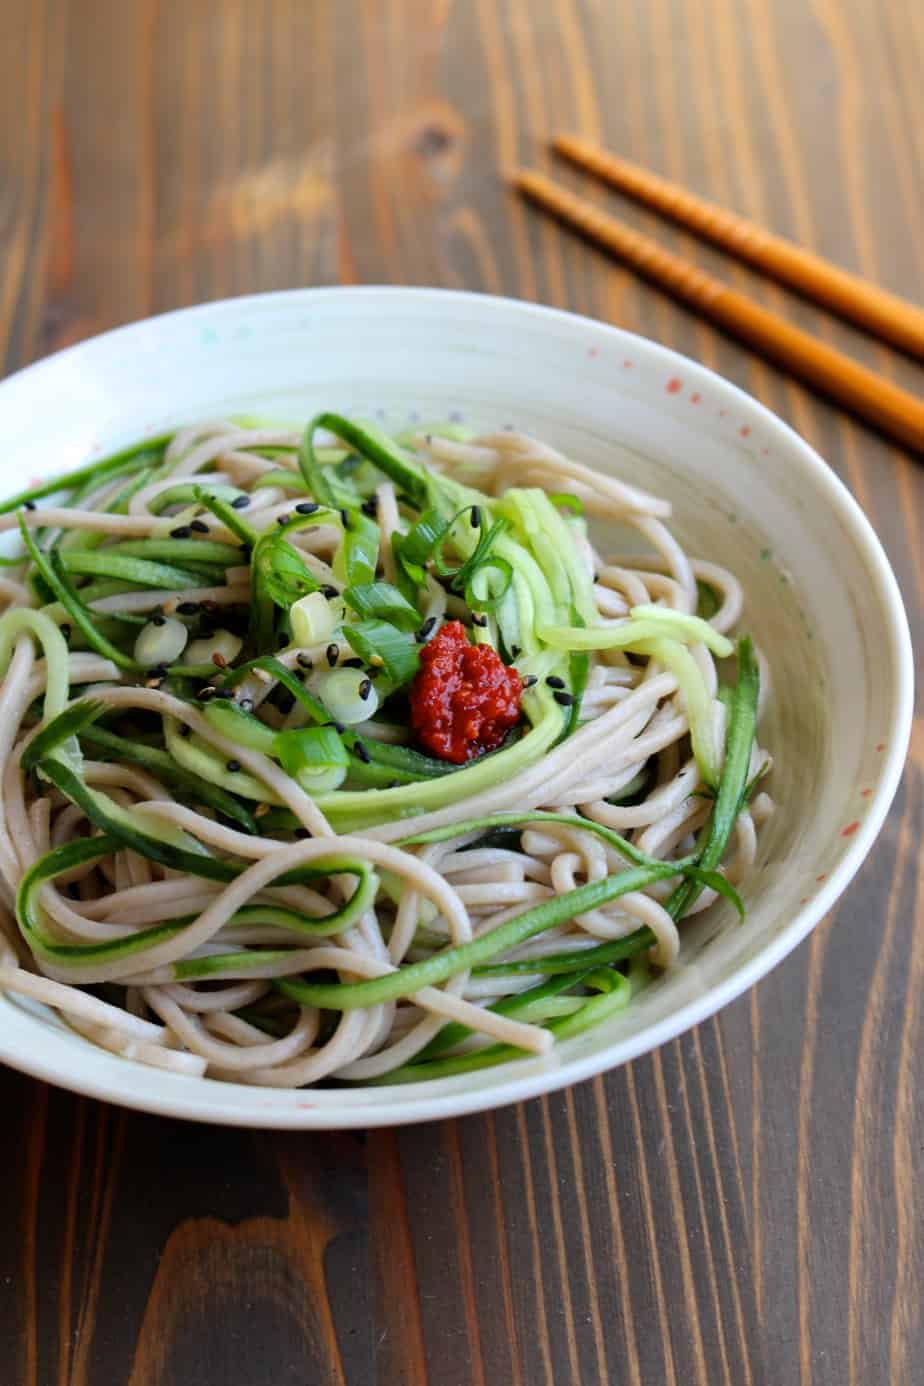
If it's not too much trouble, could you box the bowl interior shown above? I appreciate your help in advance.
[0,288,910,1126]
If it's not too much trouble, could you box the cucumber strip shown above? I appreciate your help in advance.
[472,928,655,977]
[79,722,258,833]
[313,699,565,832]
[633,635,720,788]
[0,436,169,515]
[667,636,759,921]
[19,519,137,670]
[398,808,684,870]
[538,614,732,658]
[275,859,680,1010]
[360,973,632,1084]
[60,551,217,589]
[415,970,594,1061]
[0,608,71,719]
[301,413,429,507]
[74,538,244,567]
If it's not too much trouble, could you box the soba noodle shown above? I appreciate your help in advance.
[0,416,772,1086]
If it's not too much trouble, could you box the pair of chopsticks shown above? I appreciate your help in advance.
[513,136,924,453]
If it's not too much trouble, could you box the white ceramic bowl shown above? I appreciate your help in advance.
[0,288,913,1127]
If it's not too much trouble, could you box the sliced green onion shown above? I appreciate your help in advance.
[342,619,420,688]
[290,591,339,647]
[343,581,420,631]
[134,616,189,668]
[275,724,349,792]
[183,630,242,668]
[314,668,380,725]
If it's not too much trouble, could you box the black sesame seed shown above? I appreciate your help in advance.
[415,617,437,643]
[546,675,565,689]
[326,643,339,667]
[510,644,521,658]
[276,513,291,526]
[387,779,401,790]
[151,614,166,627]
[60,623,72,640]
[326,720,346,735]
[358,678,372,700]
[342,657,363,668]
[177,601,200,616]
[197,686,218,701]
[24,501,36,511]
[297,653,313,670]
[295,501,319,516]
[149,663,168,677]
[354,739,371,763]
[170,525,192,539]
[231,494,251,509]
[339,508,350,529]
[593,573,601,583]
[294,828,310,840]
[239,698,254,713]
[67,883,81,900]
[469,505,481,529]
[226,759,241,772]
[366,666,382,680]
[471,613,488,628]
[321,584,339,599]
[522,675,538,688]
[179,723,192,737]
[190,519,209,533]
[553,690,576,707]
[361,496,379,518]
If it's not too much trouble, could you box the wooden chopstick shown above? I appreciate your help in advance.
[552,134,924,362]
[513,169,924,454]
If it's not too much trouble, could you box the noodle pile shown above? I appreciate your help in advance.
[0,419,773,1086]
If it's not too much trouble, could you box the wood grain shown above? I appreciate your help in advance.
[0,1,921,1383]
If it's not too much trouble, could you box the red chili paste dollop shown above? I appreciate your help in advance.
[409,621,522,764]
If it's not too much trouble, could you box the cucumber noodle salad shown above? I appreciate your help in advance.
[0,415,773,1087]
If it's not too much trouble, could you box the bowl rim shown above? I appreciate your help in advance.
[0,285,914,1128]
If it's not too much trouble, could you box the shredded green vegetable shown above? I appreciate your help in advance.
[0,413,768,1091]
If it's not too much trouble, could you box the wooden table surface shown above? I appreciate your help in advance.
[1,2,921,1383]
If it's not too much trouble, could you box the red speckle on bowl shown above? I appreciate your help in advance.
[816,873,827,883]
[840,821,860,838]
[800,897,808,906]
[666,378,682,393]
[861,788,872,798]
[740,425,751,438]
[875,742,885,752]
[29,475,44,488]
[719,409,726,417]
[690,392,702,404]
[761,447,769,455]
[623,359,633,368]
[587,346,599,358]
